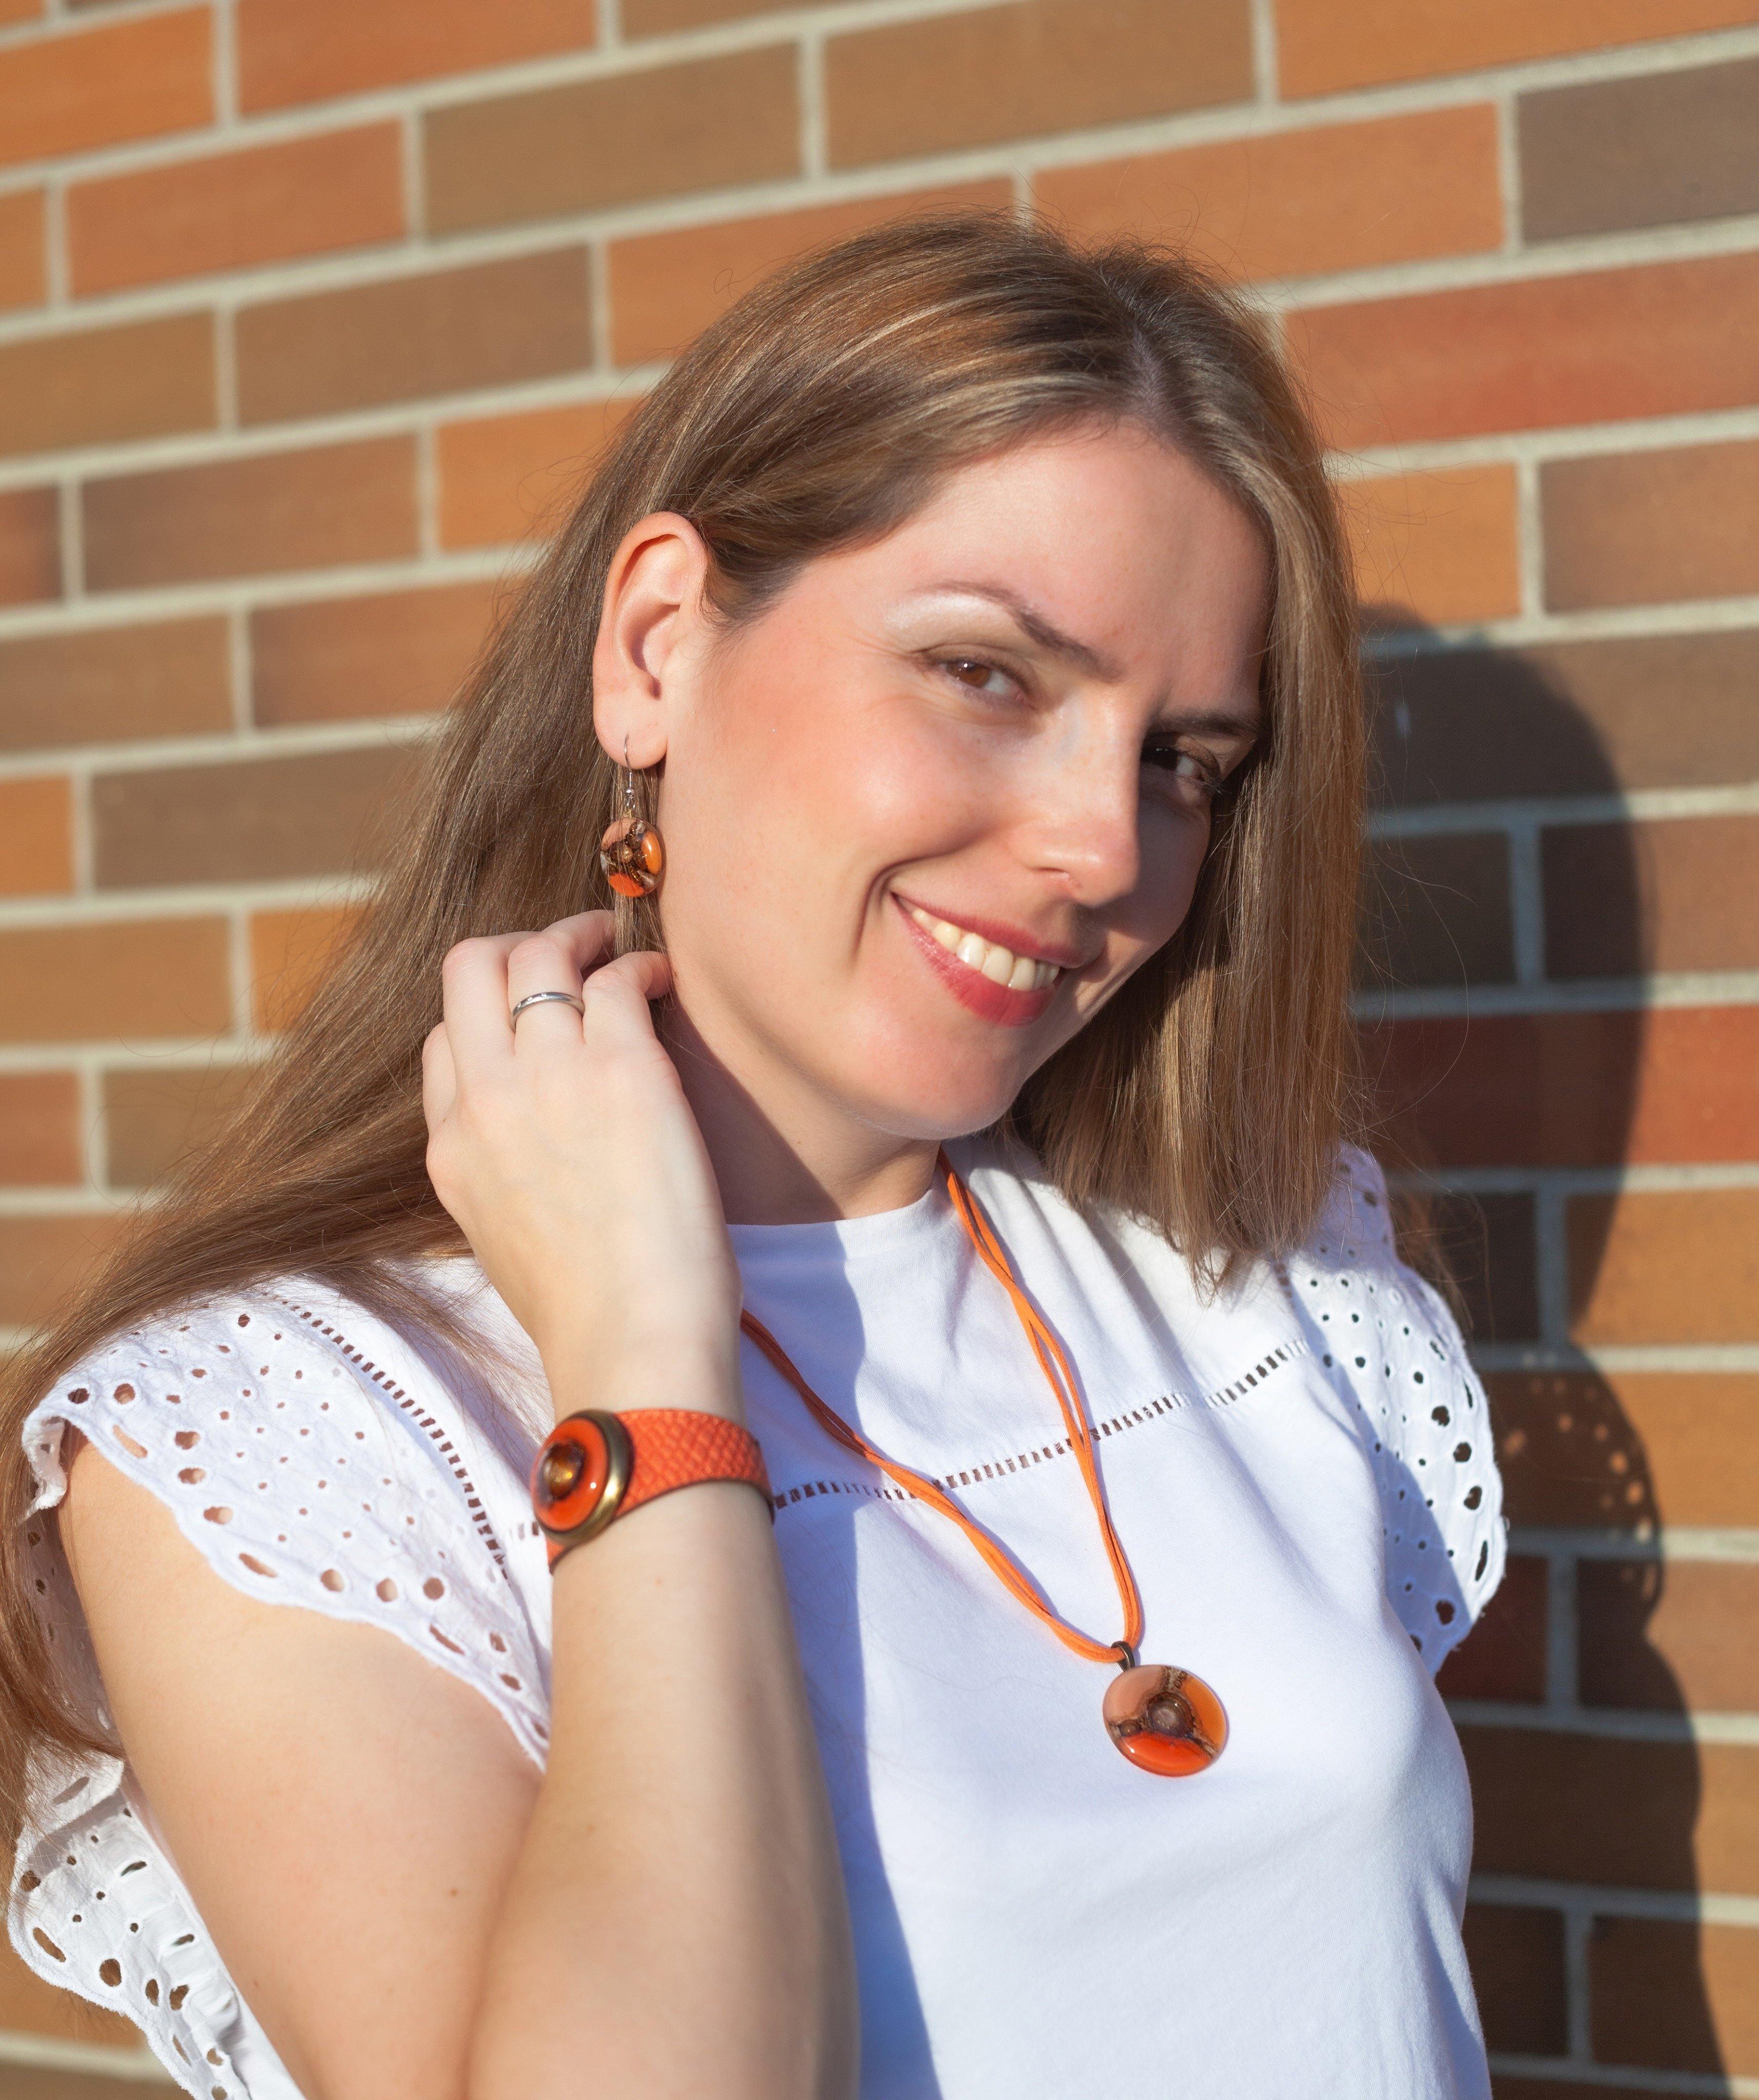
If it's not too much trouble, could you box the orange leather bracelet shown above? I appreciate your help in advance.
[531,1408,773,1570]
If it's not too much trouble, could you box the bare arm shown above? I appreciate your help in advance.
[60,911,858,2100]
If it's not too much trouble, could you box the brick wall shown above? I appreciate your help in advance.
[2,0,1756,2090]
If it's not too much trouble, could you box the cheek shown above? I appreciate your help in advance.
[1124,805,1214,951]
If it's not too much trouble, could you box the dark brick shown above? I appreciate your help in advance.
[1580,1558,1759,1717]
[1359,832,1513,990]
[1522,55,1759,243]
[1369,629,1759,807]
[424,46,798,235]
[1485,1370,1661,1533]
[1462,1902,1568,2055]
[1438,1552,1548,1704]
[103,1062,256,1188]
[0,618,231,753]
[1588,1915,1731,2074]
[1426,1190,1540,1346]
[93,745,416,889]
[236,249,592,427]
[1461,1726,1758,1893]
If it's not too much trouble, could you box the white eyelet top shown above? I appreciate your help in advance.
[10,1141,1506,2099]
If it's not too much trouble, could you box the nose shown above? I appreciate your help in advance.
[1014,730,1143,907]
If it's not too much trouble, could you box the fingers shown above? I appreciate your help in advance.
[579,950,675,1052]
[506,914,617,1048]
[439,915,615,1070]
[421,1022,456,1134]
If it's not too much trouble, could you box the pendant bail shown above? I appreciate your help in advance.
[1113,1641,1139,1672]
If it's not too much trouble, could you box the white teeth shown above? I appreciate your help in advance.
[904,903,1063,995]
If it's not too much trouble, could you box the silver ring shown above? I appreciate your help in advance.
[510,990,585,1027]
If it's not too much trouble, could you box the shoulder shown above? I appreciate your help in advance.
[25,1275,552,1767]
[1284,1144,1508,1671]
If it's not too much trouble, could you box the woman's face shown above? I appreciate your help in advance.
[599,419,1269,1157]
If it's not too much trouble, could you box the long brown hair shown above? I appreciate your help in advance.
[1,207,1364,1840]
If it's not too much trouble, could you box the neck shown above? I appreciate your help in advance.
[660,1001,942,1226]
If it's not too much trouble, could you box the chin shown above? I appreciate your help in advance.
[827,1024,1038,1145]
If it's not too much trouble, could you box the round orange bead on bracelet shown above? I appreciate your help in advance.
[530,1407,772,1568]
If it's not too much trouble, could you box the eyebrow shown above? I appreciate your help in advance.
[919,580,1129,682]
[918,579,1260,742]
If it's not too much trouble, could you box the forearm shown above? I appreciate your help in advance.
[467,1406,857,2100]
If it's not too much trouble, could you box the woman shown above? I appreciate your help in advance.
[2,210,1505,2099]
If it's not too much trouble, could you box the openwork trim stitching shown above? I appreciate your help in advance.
[268,1294,509,1571]
[766,1340,1310,1512]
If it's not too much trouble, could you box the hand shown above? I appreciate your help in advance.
[421,912,743,1421]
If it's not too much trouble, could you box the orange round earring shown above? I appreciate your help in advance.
[599,736,664,899]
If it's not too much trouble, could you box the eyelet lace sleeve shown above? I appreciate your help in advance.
[1283,1145,1508,1673]
[10,1286,550,2099]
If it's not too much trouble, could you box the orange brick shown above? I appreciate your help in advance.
[1489,1370,1759,1532]
[0,483,60,604]
[0,1071,82,1185]
[609,181,1015,367]
[424,46,798,237]
[1543,438,1759,611]
[236,249,592,428]
[1279,0,1759,99]
[250,904,366,1033]
[68,123,404,298]
[0,1209,129,1329]
[826,0,1253,170]
[1369,1008,1759,1169]
[1341,464,1521,627]
[0,8,212,171]
[252,580,501,727]
[435,399,635,550]
[0,0,40,24]
[0,617,231,755]
[624,0,786,25]
[1038,106,1502,284]
[83,436,419,591]
[1296,250,1759,449]
[0,776,73,896]
[0,311,214,462]
[0,918,230,1045]
[0,185,46,311]
[238,0,595,113]
[1569,1188,1759,1347]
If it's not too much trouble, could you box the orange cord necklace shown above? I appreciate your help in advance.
[738,1149,1227,1778]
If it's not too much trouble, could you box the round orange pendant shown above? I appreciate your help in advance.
[599,814,663,899]
[1102,1663,1227,1777]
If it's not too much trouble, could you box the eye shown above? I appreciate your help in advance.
[1143,742,1223,798]
[933,654,1021,700]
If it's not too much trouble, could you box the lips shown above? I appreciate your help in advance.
[891,894,1066,1028]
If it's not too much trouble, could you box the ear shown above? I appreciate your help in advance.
[591,512,712,770]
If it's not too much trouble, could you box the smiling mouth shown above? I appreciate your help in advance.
[900,902,1064,993]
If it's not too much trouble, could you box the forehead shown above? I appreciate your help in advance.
[812,422,1271,698]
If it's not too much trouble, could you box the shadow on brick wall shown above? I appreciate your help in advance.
[1357,611,1724,2088]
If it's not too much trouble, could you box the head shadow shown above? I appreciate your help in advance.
[1357,605,1724,2083]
